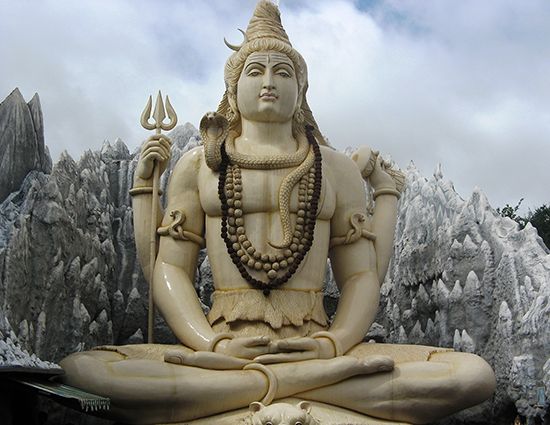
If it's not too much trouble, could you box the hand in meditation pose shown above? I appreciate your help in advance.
[60,2,495,424]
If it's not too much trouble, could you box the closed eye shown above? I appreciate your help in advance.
[273,62,294,78]
[276,69,291,78]
[247,69,263,77]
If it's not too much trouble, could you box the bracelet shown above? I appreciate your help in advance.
[207,333,233,352]
[244,363,278,405]
[310,331,344,357]
[373,187,400,200]
[129,186,164,196]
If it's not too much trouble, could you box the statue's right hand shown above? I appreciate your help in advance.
[215,336,272,360]
[135,134,172,180]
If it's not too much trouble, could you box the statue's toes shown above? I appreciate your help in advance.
[164,350,188,365]
[360,355,395,374]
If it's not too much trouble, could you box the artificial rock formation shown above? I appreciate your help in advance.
[0,89,548,423]
[375,164,550,423]
[0,93,201,363]
[0,89,52,203]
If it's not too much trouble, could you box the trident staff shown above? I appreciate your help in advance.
[140,91,177,343]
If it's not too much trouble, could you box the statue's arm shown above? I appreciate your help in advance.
[361,150,400,283]
[132,135,171,282]
[152,148,216,351]
[327,150,399,353]
[329,240,381,352]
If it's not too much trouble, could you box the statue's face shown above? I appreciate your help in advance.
[236,51,298,123]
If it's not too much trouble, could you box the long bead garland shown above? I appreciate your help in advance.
[218,126,322,295]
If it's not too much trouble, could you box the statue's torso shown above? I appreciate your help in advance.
[197,150,336,292]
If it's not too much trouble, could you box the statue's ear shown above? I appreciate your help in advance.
[249,401,265,413]
[297,401,311,414]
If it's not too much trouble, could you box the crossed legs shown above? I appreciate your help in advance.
[60,348,495,424]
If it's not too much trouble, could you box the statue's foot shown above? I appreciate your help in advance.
[164,349,251,370]
[358,355,394,375]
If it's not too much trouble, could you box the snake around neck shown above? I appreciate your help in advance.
[218,125,322,295]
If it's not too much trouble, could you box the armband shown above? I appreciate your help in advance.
[157,209,206,248]
[329,212,376,248]
[129,186,163,196]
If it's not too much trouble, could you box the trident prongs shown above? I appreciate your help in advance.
[141,91,178,133]
[140,95,155,131]
[163,96,177,131]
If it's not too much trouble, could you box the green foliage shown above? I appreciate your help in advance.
[496,199,550,248]
[526,204,550,248]
[496,198,527,229]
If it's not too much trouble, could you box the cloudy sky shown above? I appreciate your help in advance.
[1,0,549,213]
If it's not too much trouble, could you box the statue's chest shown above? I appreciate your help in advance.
[198,166,335,219]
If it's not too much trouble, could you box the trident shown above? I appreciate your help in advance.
[140,91,177,343]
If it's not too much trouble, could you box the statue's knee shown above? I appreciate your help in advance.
[60,351,119,390]
[451,353,496,405]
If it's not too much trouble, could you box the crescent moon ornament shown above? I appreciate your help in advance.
[224,28,248,51]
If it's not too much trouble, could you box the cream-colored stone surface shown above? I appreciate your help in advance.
[59,2,495,424]
[162,398,409,425]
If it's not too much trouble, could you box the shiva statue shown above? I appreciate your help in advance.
[60,2,495,424]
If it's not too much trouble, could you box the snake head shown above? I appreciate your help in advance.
[200,112,229,142]
[351,212,367,225]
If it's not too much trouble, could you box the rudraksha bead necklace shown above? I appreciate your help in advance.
[218,126,322,295]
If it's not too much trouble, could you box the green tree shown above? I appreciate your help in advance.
[526,204,550,248]
[496,198,528,229]
[496,199,550,248]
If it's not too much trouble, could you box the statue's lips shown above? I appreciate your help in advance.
[259,92,278,101]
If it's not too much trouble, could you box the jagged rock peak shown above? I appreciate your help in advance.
[0,88,52,202]
[2,87,24,104]
[433,163,444,180]
[101,137,130,160]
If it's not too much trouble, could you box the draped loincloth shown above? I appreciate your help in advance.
[208,288,329,340]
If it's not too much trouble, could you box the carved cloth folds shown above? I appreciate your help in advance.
[208,289,329,339]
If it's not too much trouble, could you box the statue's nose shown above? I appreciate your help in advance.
[263,69,275,90]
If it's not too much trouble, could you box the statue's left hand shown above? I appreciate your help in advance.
[253,337,334,364]
[368,155,397,191]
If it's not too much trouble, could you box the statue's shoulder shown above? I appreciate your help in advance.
[321,146,353,165]
[174,145,204,169]
[169,146,205,188]
[172,146,204,173]
[320,146,363,185]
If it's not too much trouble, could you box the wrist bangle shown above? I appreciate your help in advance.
[244,363,278,405]
[373,187,400,200]
[129,186,163,196]
[207,333,233,352]
[310,331,343,357]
